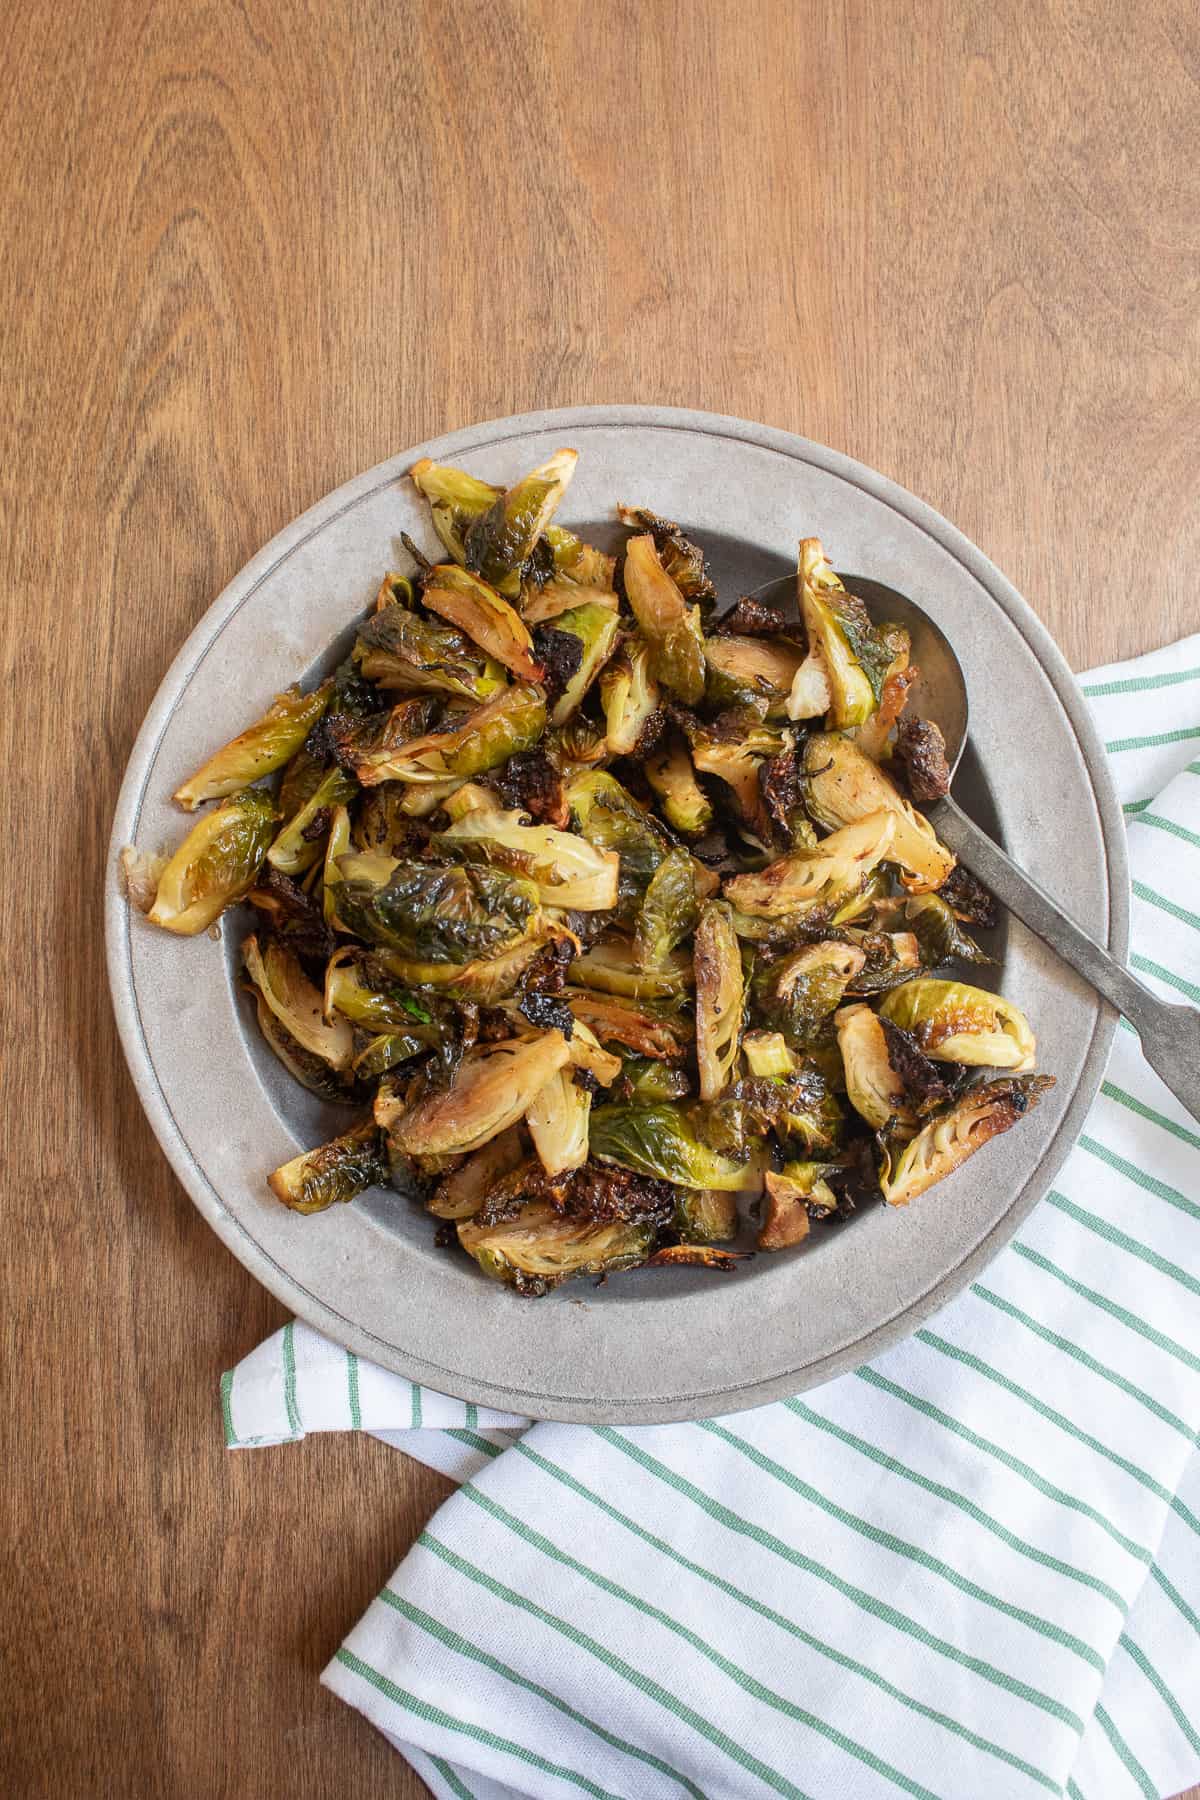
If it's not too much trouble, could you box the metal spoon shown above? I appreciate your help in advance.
[751,572,1200,1123]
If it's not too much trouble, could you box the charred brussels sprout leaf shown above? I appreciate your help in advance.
[141,788,278,935]
[385,1033,572,1157]
[879,978,1037,1070]
[601,638,661,755]
[252,993,359,1102]
[894,714,952,803]
[704,636,803,717]
[905,894,992,968]
[434,786,619,911]
[617,505,717,612]
[880,1076,1055,1205]
[620,1058,692,1101]
[268,764,359,876]
[568,769,670,915]
[269,1121,387,1214]
[573,932,692,1000]
[344,684,547,788]
[243,933,355,1070]
[422,564,543,681]
[635,848,700,969]
[622,533,706,704]
[753,941,867,1044]
[724,812,896,921]
[688,717,788,843]
[353,600,507,700]
[803,732,955,893]
[835,1002,914,1133]
[673,1187,739,1244]
[173,683,331,810]
[463,450,578,597]
[590,1102,763,1191]
[332,857,542,964]
[458,1201,653,1295]
[409,458,501,565]
[541,602,621,727]
[693,901,745,1104]
[644,736,713,835]
[798,538,892,728]
[324,951,438,1034]
[565,990,692,1060]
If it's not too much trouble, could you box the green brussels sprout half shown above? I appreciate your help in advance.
[269,1121,387,1214]
[332,855,542,964]
[434,785,619,911]
[345,683,547,788]
[703,636,803,718]
[458,1202,654,1295]
[385,1033,572,1157]
[880,1075,1055,1206]
[834,1002,915,1133]
[904,894,991,968]
[601,638,660,755]
[753,940,867,1045]
[139,788,278,935]
[798,538,892,729]
[694,900,744,1102]
[879,978,1037,1071]
[723,811,896,921]
[543,602,621,727]
[643,736,713,836]
[173,682,332,811]
[422,563,543,681]
[409,458,502,565]
[634,848,700,970]
[590,1102,763,1192]
[803,731,955,894]
[353,600,507,701]
[268,764,359,876]
[622,533,706,705]
[462,450,578,597]
[243,933,355,1071]
[673,1188,739,1244]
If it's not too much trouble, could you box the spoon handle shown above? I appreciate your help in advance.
[932,794,1200,1124]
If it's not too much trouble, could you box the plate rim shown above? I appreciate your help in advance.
[106,404,1129,1422]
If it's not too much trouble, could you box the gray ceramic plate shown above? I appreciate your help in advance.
[106,406,1128,1423]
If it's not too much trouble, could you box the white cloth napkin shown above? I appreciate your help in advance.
[224,634,1200,1800]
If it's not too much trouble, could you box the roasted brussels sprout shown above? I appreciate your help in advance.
[741,1030,796,1078]
[758,1163,841,1249]
[622,533,706,704]
[894,714,952,803]
[353,601,507,701]
[694,900,744,1102]
[541,602,621,726]
[137,788,278,935]
[568,769,670,913]
[268,1121,387,1214]
[620,1058,692,1101]
[526,1064,592,1175]
[634,848,700,969]
[591,1102,763,1191]
[252,993,359,1102]
[904,894,991,968]
[835,1002,915,1133]
[173,683,331,810]
[243,934,354,1070]
[322,804,353,927]
[879,978,1037,1070]
[421,564,543,682]
[268,765,359,876]
[842,928,922,993]
[723,811,896,920]
[332,856,542,964]
[572,932,692,999]
[427,1126,525,1220]
[409,458,501,565]
[880,1075,1055,1205]
[753,941,867,1043]
[798,538,892,728]
[323,951,436,1034]
[370,935,552,1003]
[565,990,691,1060]
[688,717,788,843]
[850,625,914,761]
[644,736,713,835]
[600,639,661,755]
[461,450,578,598]
[617,505,716,610]
[434,786,619,911]
[704,636,803,717]
[786,641,833,721]
[383,1032,572,1157]
[458,1202,653,1294]
[522,525,619,623]
[803,732,955,894]
[674,1187,739,1243]
[342,683,547,788]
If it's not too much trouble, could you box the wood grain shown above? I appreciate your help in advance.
[3,1,1197,1794]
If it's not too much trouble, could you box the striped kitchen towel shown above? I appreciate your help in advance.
[224,633,1200,1800]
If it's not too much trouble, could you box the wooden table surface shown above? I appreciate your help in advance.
[5,1,1197,1794]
